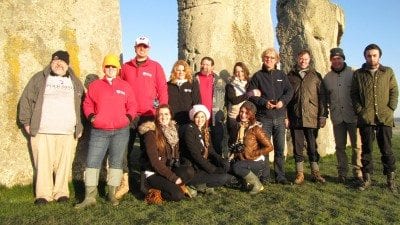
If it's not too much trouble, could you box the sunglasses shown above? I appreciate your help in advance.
[105,65,117,68]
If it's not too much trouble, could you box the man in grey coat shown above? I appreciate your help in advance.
[324,48,362,184]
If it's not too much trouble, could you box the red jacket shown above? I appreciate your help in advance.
[83,77,137,130]
[121,57,168,116]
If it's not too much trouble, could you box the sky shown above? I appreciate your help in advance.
[119,0,400,117]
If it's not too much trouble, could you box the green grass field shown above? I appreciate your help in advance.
[1,132,399,225]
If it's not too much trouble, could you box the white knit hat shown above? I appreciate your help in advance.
[189,104,210,121]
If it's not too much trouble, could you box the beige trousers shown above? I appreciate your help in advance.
[31,133,77,201]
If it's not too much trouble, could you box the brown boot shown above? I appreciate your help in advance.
[115,172,129,200]
[311,170,326,183]
[294,172,304,185]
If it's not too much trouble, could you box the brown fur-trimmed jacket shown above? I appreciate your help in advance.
[139,121,179,183]
[233,122,273,160]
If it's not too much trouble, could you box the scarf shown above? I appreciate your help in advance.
[237,121,249,143]
[176,79,188,87]
[160,122,179,157]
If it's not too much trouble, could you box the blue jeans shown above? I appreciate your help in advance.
[258,117,287,181]
[232,159,267,178]
[86,127,130,169]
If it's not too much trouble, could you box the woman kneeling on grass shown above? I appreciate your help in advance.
[182,104,234,194]
[139,104,196,202]
[230,101,273,195]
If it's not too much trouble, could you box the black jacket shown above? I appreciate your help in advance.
[168,80,200,125]
[181,123,224,173]
[247,66,293,119]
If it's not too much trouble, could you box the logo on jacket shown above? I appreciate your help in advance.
[142,72,153,77]
[116,90,126,95]
[184,89,192,93]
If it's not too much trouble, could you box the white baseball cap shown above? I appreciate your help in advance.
[135,36,150,47]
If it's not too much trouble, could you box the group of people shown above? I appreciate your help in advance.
[18,35,398,207]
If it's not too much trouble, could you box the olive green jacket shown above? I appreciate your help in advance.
[351,64,398,127]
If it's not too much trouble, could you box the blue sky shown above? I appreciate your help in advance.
[120,0,400,116]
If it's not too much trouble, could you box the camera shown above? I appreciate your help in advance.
[228,142,245,154]
[167,158,180,168]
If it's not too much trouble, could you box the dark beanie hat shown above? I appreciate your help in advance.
[241,101,257,114]
[330,48,345,60]
[51,50,70,65]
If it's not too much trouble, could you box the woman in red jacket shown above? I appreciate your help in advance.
[75,54,137,209]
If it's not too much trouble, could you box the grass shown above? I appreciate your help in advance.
[1,132,399,225]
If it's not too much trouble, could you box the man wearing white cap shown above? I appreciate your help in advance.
[120,36,168,197]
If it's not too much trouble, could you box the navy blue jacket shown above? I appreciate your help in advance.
[247,66,293,119]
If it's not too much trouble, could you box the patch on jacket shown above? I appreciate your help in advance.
[142,72,153,77]
[116,90,126,95]
[138,121,155,134]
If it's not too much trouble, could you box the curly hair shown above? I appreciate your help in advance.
[238,104,257,125]
[169,60,193,84]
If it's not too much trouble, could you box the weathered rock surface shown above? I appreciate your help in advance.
[277,0,345,156]
[178,0,274,76]
[0,0,122,187]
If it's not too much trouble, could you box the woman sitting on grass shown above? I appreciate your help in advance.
[182,104,234,194]
[230,101,273,195]
[139,104,195,202]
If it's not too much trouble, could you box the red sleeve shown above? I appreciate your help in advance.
[125,83,138,119]
[155,62,168,104]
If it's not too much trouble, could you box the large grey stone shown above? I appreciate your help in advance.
[0,0,121,187]
[277,0,345,156]
[178,0,274,76]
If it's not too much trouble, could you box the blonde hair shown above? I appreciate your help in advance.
[261,48,280,62]
[169,60,193,84]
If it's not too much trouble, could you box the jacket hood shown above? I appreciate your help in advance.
[138,121,155,135]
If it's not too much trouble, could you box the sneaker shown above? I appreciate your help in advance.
[34,198,48,205]
[57,196,69,203]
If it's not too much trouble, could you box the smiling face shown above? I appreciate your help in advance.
[157,107,172,126]
[175,64,186,80]
[239,107,250,122]
[104,65,118,79]
[194,112,207,129]
[330,56,345,71]
[135,44,150,61]
[50,59,68,76]
[263,53,277,70]
[234,65,245,81]
[200,59,213,75]
[297,52,311,70]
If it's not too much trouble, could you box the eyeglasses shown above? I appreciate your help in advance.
[105,65,117,68]
[264,56,276,60]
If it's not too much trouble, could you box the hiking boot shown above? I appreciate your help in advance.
[358,173,371,191]
[387,172,396,192]
[294,172,304,185]
[311,170,326,183]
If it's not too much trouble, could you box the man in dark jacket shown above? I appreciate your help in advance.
[351,44,398,191]
[18,50,84,205]
[287,49,328,185]
[247,48,293,184]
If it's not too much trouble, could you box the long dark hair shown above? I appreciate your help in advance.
[154,104,173,154]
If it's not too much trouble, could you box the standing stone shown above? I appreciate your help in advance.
[0,0,122,187]
[178,0,274,76]
[276,0,345,156]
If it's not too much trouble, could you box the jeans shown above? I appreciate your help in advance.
[291,127,320,163]
[332,122,362,177]
[232,159,267,178]
[259,117,287,181]
[359,125,395,175]
[86,127,130,169]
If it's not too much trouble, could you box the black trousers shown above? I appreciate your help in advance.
[290,128,320,163]
[188,169,233,188]
[146,165,194,201]
[359,125,395,175]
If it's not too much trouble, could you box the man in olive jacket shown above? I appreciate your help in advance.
[287,49,328,185]
[351,44,398,191]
